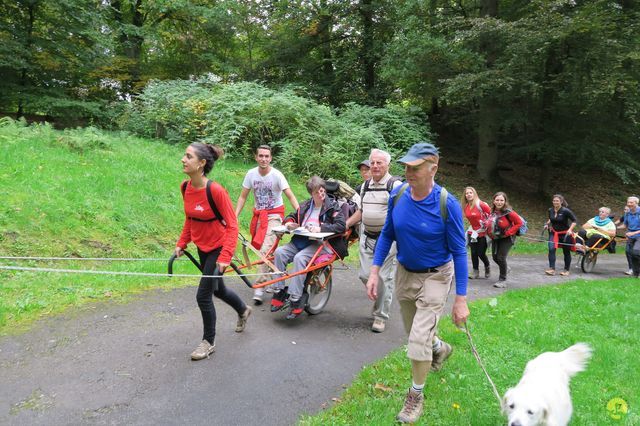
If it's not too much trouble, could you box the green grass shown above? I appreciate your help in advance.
[300,278,640,425]
[0,121,315,333]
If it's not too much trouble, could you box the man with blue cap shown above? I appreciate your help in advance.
[366,141,470,423]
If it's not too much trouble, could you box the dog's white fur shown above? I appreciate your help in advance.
[502,343,592,426]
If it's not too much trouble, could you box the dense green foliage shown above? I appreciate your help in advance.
[1,0,639,188]
[301,277,640,425]
[121,78,429,181]
[383,0,640,187]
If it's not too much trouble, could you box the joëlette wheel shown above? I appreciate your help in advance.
[304,266,332,315]
[581,251,597,273]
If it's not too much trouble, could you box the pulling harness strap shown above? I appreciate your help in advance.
[181,180,227,226]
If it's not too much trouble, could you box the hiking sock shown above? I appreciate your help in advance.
[411,382,424,393]
[432,337,442,352]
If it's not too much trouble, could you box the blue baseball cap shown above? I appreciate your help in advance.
[397,142,439,166]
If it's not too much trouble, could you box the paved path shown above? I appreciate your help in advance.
[0,254,629,425]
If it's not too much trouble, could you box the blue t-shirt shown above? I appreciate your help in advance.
[373,183,468,296]
[624,210,640,240]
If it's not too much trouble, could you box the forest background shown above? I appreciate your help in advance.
[1,0,639,215]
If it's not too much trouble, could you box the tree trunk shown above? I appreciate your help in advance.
[476,0,499,182]
[477,99,499,182]
[111,0,145,97]
[360,0,376,104]
[536,40,563,195]
[317,2,336,105]
[17,2,37,119]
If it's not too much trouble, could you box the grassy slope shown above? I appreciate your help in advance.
[301,278,640,425]
[0,122,309,333]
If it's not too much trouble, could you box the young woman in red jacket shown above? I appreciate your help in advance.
[487,191,523,288]
[463,186,491,279]
[175,143,252,361]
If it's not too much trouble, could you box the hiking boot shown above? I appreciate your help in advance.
[371,318,386,333]
[396,388,424,423]
[493,280,507,288]
[190,339,215,360]
[431,341,453,372]
[270,289,289,312]
[484,266,491,279]
[545,269,556,276]
[285,293,308,320]
[560,270,570,277]
[235,306,252,333]
[469,269,480,279]
[253,288,264,305]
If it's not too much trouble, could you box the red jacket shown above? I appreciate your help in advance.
[177,180,238,264]
[487,209,523,239]
[464,201,491,237]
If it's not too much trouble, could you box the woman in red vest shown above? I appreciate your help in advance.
[175,142,252,361]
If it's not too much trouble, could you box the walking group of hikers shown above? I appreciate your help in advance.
[173,140,639,424]
[463,191,640,284]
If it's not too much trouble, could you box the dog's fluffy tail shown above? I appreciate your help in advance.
[560,343,592,377]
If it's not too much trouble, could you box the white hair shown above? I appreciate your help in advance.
[628,196,639,204]
[369,149,391,165]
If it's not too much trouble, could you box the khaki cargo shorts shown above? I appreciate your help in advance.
[395,261,453,361]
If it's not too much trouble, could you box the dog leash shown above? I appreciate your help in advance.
[462,321,502,405]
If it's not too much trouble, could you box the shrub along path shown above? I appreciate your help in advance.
[0,253,630,425]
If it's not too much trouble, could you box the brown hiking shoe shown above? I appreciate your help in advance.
[431,341,453,372]
[396,389,424,423]
[371,318,386,333]
[235,306,252,333]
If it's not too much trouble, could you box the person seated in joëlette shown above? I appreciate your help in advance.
[576,207,616,252]
[269,176,346,319]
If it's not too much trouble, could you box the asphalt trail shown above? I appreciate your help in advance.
[0,253,629,425]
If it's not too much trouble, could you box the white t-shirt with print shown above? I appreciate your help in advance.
[242,167,290,211]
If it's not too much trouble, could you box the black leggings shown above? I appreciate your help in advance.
[548,232,573,271]
[197,247,246,344]
[492,237,514,280]
[577,230,609,249]
[468,234,490,270]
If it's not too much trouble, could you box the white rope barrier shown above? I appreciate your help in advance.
[0,265,280,279]
[0,256,178,262]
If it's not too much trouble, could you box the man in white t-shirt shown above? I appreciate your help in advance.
[236,145,299,304]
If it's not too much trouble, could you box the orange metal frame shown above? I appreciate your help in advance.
[226,230,351,289]
[583,235,625,253]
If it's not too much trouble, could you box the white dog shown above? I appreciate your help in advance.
[502,343,592,426]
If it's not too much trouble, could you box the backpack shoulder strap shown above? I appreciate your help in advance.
[386,176,402,193]
[361,178,371,198]
[181,180,188,197]
[392,183,410,208]
[439,187,448,224]
[205,180,226,226]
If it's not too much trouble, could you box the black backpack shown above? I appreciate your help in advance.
[325,179,359,241]
[360,176,403,197]
[180,180,226,226]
